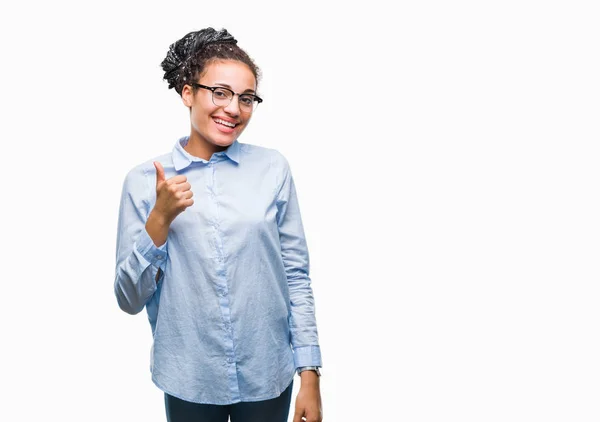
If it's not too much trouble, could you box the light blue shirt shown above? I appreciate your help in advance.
[114,136,322,405]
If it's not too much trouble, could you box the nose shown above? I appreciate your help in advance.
[224,95,241,116]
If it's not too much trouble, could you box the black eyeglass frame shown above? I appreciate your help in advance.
[191,83,263,110]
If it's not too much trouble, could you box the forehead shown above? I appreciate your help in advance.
[199,60,256,91]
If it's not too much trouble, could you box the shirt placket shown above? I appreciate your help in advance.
[206,157,241,402]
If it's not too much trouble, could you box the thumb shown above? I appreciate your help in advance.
[154,161,165,186]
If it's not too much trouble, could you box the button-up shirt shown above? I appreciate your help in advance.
[114,136,322,405]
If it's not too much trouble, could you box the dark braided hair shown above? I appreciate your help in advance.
[161,28,261,96]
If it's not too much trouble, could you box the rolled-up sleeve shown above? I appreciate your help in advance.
[114,166,167,315]
[276,155,322,369]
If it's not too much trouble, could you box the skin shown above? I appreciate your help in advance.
[295,371,323,422]
[146,59,323,420]
[181,59,257,160]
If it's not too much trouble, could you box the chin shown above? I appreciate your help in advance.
[211,138,236,148]
[216,137,236,145]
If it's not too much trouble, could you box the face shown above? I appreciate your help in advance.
[182,60,257,149]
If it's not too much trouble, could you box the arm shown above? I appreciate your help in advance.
[114,166,168,315]
[275,155,322,370]
[276,157,323,421]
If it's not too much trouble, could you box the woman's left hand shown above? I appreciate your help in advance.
[293,379,323,422]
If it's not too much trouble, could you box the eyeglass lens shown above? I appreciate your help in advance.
[212,88,257,111]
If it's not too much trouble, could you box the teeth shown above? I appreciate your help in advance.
[215,118,236,128]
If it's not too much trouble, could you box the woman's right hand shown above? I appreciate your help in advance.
[152,161,194,225]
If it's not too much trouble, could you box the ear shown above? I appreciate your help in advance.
[181,84,194,108]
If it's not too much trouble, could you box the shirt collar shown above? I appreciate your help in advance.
[172,136,241,171]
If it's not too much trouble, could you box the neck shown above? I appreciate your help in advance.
[184,132,228,161]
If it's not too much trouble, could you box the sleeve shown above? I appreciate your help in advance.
[114,166,168,315]
[276,155,323,369]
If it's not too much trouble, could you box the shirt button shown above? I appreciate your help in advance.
[155,255,162,260]
[227,358,234,363]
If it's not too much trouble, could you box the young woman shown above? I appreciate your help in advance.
[114,28,323,422]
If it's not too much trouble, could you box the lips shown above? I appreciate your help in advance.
[213,117,239,134]
[213,117,239,128]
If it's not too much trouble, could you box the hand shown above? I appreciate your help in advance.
[293,382,323,422]
[152,161,194,225]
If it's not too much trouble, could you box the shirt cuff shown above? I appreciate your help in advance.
[135,227,167,267]
[293,345,322,368]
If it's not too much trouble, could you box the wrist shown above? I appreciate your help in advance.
[297,366,321,378]
[299,370,320,386]
[148,209,170,227]
[146,210,170,247]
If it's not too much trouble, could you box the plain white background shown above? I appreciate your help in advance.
[1,0,599,421]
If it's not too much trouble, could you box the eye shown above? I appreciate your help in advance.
[213,88,230,99]
[239,95,254,106]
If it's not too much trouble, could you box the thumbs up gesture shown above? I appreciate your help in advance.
[152,161,194,226]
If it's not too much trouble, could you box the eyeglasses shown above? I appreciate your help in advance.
[191,83,263,112]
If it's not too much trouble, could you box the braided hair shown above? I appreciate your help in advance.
[161,28,261,96]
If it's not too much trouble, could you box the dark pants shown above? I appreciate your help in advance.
[164,379,294,422]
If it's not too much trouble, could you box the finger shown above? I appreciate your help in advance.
[165,175,188,185]
[306,412,320,422]
[154,161,165,186]
[293,410,303,422]
[174,182,192,192]
[175,189,193,200]
[168,184,192,197]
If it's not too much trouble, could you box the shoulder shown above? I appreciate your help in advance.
[128,151,171,175]
[122,151,171,191]
[238,142,290,170]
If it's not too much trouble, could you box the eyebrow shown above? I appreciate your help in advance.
[214,82,256,94]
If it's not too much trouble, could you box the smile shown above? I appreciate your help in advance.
[214,118,238,128]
